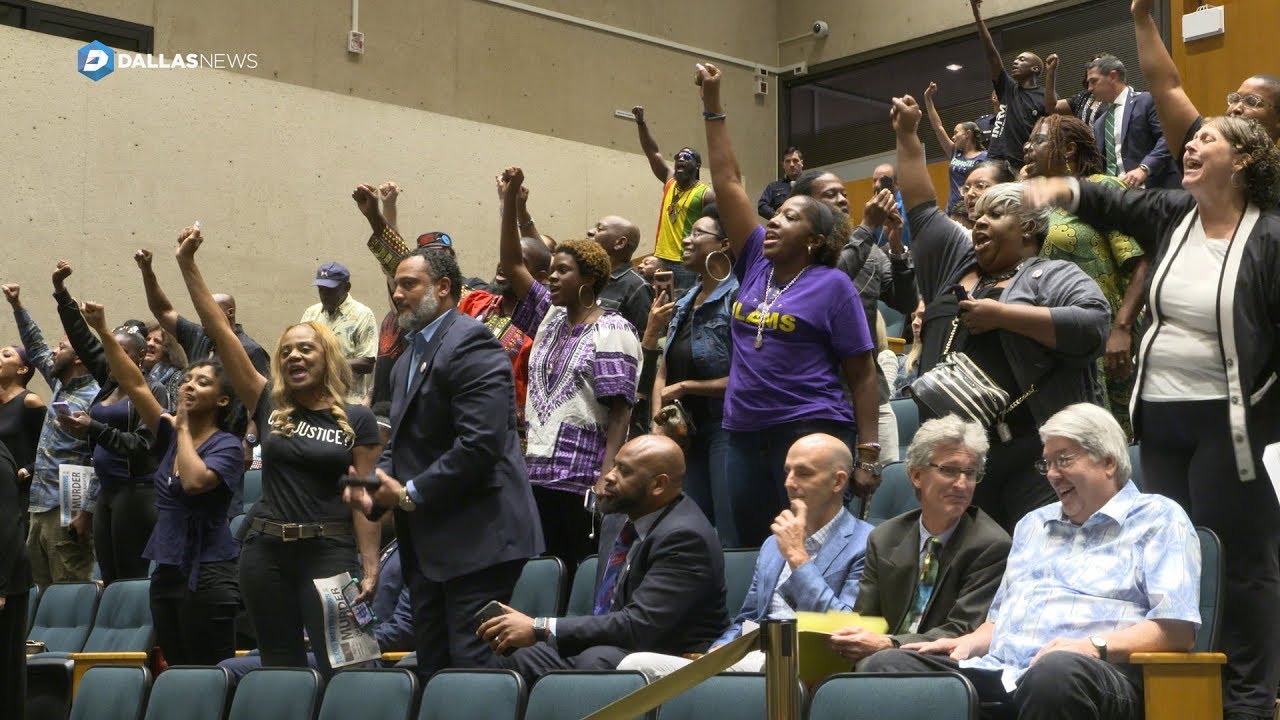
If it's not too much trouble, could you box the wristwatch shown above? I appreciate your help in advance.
[532,617,549,643]
[1090,635,1108,662]
[396,485,417,512]
[855,460,884,476]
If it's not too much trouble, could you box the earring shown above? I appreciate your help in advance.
[1065,160,1074,176]
[1230,171,1244,189]
[577,285,596,307]
[705,250,732,283]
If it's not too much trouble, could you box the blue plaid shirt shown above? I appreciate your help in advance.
[16,308,99,512]
[961,481,1201,690]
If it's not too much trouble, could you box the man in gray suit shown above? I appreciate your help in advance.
[829,416,1011,664]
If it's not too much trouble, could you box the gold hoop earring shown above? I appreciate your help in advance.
[705,250,732,283]
[577,285,596,307]
[1230,171,1244,189]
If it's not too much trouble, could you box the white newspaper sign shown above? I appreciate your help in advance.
[58,464,94,526]
[312,572,381,668]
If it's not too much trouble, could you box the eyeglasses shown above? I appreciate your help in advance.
[1034,453,1080,475]
[1227,93,1271,110]
[689,228,725,241]
[926,463,983,483]
[674,151,696,162]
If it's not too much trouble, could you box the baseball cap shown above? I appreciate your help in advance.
[313,261,351,288]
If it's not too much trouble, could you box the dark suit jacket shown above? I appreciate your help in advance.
[715,509,873,645]
[853,507,1010,645]
[555,495,728,657]
[1093,89,1176,189]
[380,310,542,582]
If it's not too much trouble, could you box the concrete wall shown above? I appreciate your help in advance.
[0,24,700,389]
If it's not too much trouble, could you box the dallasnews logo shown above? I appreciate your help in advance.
[77,40,258,81]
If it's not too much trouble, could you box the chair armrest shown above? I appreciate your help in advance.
[68,652,150,696]
[887,337,906,354]
[381,651,411,663]
[1129,652,1227,665]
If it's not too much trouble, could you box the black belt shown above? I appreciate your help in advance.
[248,517,352,542]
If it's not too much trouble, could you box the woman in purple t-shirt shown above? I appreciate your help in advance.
[83,301,244,665]
[697,64,882,547]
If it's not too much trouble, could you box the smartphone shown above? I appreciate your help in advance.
[338,474,381,490]
[51,401,72,416]
[875,175,895,193]
[473,599,507,628]
[950,284,970,303]
[341,578,377,630]
[653,270,675,299]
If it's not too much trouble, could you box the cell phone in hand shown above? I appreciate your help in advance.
[950,284,970,303]
[653,270,675,299]
[52,401,72,416]
[875,176,895,193]
[341,578,377,631]
[338,474,381,490]
[474,599,507,628]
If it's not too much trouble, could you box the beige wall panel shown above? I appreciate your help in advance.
[0,26,697,395]
[41,0,779,193]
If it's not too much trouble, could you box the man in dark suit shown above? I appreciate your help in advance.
[828,416,1011,665]
[344,246,543,682]
[1087,54,1175,189]
[479,434,728,684]
[616,433,874,678]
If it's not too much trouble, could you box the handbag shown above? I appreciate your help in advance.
[910,317,1040,442]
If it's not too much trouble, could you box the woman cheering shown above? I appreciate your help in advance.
[697,63,880,547]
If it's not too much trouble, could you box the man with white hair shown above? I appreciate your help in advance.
[861,403,1201,720]
[828,416,1011,666]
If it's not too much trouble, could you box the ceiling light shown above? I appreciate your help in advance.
[946,63,963,71]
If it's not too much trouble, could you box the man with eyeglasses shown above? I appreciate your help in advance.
[829,416,1010,666]
[862,403,1201,720]
[632,105,717,297]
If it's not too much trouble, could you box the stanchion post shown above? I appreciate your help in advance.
[761,619,800,720]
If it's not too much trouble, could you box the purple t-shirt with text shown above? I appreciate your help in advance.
[722,225,873,432]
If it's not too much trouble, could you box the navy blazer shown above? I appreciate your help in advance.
[714,509,873,646]
[1093,89,1176,189]
[556,495,728,657]
[380,310,543,582]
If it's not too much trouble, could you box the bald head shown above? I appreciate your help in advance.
[789,433,853,476]
[212,293,236,324]
[784,433,853,526]
[597,434,686,519]
[520,237,552,274]
[588,215,642,264]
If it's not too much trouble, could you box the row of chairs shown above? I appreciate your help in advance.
[72,664,980,720]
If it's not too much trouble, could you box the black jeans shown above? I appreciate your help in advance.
[1139,399,1280,717]
[532,486,595,570]
[94,482,157,584]
[0,590,28,720]
[151,561,239,666]
[973,427,1058,535]
[239,532,358,676]
[862,648,1141,720]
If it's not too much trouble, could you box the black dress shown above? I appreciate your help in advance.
[0,442,32,718]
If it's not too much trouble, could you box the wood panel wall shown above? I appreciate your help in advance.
[1170,0,1279,117]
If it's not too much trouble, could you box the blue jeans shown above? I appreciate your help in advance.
[725,419,857,548]
[682,422,736,548]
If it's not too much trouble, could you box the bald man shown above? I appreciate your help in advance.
[481,434,728,684]
[135,248,271,383]
[971,0,1045,169]
[618,433,874,679]
[587,215,654,337]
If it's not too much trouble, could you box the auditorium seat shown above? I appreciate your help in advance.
[242,469,262,510]
[510,556,567,618]
[27,581,99,654]
[525,670,648,720]
[657,672,766,720]
[890,398,920,449]
[228,667,323,720]
[863,462,920,526]
[318,668,417,720]
[418,669,525,720]
[566,555,599,617]
[809,671,977,719]
[143,666,231,720]
[67,665,150,720]
[723,549,759,617]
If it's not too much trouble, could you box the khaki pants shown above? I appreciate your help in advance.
[27,508,94,588]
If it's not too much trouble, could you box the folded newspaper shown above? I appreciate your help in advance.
[58,464,93,527]
[313,572,381,668]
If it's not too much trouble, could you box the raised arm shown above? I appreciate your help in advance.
[633,106,674,183]
[923,83,956,156]
[1132,0,1199,160]
[971,0,1004,81]
[81,302,164,432]
[1043,54,1074,116]
[378,181,400,235]
[698,63,758,258]
[891,96,937,210]
[135,249,180,335]
[3,284,55,384]
[174,228,268,414]
[498,167,536,301]
[50,261,109,386]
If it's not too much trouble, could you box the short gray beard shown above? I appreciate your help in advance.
[397,291,439,332]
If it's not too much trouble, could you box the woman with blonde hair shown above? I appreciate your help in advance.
[172,227,382,675]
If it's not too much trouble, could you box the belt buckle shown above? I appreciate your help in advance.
[280,522,302,542]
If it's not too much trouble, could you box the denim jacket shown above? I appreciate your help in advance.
[663,276,738,422]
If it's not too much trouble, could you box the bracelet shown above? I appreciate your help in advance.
[857,442,882,453]
[703,111,727,121]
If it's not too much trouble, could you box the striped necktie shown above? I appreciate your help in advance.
[1103,102,1119,175]
[593,521,637,615]
[900,536,942,634]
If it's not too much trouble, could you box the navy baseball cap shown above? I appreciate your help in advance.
[313,262,351,288]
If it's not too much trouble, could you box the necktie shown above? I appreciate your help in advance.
[900,536,942,634]
[593,521,637,616]
[405,332,428,392]
[1103,102,1119,176]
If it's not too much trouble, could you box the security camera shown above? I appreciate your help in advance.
[813,21,830,38]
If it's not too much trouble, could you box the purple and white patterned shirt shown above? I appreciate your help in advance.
[512,283,641,495]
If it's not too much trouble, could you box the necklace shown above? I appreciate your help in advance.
[975,262,1023,292]
[666,183,691,222]
[754,265,810,349]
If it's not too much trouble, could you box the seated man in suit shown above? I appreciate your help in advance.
[1087,54,1175,188]
[862,404,1201,719]
[617,433,874,679]
[479,434,727,683]
[827,416,1011,666]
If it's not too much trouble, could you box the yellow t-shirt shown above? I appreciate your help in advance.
[654,178,709,261]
